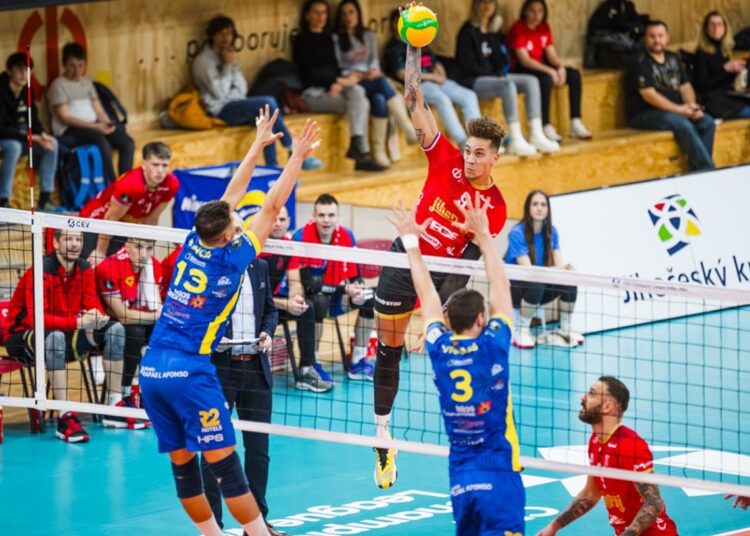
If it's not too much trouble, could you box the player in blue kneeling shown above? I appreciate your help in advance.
[140,106,321,536]
[386,193,524,536]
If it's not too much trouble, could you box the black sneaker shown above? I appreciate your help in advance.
[56,411,91,443]
[355,155,387,172]
[101,398,151,429]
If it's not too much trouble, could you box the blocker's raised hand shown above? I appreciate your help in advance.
[252,104,283,149]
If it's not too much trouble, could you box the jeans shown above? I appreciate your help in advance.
[630,109,716,171]
[302,84,371,147]
[518,66,582,124]
[358,77,396,118]
[217,96,293,166]
[58,124,134,183]
[422,79,481,145]
[736,105,750,119]
[0,138,58,199]
[473,73,542,124]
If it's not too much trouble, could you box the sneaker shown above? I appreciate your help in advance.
[56,411,90,443]
[102,398,151,430]
[296,365,333,393]
[529,133,561,154]
[266,523,291,536]
[570,118,593,140]
[374,432,398,489]
[513,327,536,349]
[559,330,585,346]
[313,362,334,383]
[507,136,538,157]
[348,358,374,381]
[543,123,563,142]
[301,156,323,170]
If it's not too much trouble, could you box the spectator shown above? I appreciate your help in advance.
[626,21,716,171]
[584,0,649,69]
[80,141,179,264]
[0,52,58,209]
[200,257,288,536]
[294,0,385,172]
[694,11,750,119]
[3,228,125,443]
[96,236,162,428]
[261,207,331,393]
[509,0,593,142]
[385,9,481,148]
[290,193,375,381]
[504,189,582,349]
[333,0,416,168]
[48,42,134,184]
[160,243,181,302]
[455,0,560,156]
[192,15,322,171]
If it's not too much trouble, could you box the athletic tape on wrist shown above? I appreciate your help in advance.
[401,234,419,250]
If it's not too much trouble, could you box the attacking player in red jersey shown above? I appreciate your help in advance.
[372,26,507,489]
[80,141,179,265]
[537,376,678,536]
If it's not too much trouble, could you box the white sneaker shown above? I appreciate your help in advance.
[530,134,560,154]
[507,136,538,157]
[513,327,536,349]
[570,118,593,140]
[538,329,580,348]
[543,124,563,142]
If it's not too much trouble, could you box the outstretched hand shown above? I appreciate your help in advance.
[291,119,322,160]
[386,199,429,238]
[252,104,284,149]
[451,191,491,240]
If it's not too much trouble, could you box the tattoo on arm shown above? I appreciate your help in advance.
[622,483,663,536]
[414,127,427,147]
[555,498,595,528]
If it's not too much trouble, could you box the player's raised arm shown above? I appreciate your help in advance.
[221,104,284,210]
[403,21,439,149]
[452,192,512,320]
[248,119,322,246]
[386,201,443,323]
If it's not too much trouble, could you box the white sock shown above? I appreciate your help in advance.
[375,413,391,439]
[122,385,132,397]
[560,311,572,333]
[243,514,270,536]
[108,393,122,405]
[195,516,224,536]
[352,346,367,364]
[314,351,320,363]
[301,366,311,374]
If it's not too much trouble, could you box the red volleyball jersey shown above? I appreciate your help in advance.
[96,247,163,312]
[588,425,678,536]
[414,133,506,258]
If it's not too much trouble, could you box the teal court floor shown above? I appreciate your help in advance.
[1,308,749,535]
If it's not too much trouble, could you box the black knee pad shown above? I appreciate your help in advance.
[171,456,204,499]
[208,451,250,499]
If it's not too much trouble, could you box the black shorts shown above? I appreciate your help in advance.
[374,238,479,318]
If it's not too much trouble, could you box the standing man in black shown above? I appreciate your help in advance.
[200,257,288,536]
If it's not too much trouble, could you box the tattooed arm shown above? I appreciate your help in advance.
[535,477,601,535]
[403,44,439,148]
[620,483,665,536]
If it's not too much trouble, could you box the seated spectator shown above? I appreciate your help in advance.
[627,21,716,171]
[294,0,385,172]
[333,0,416,167]
[509,0,592,142]
[79,141,179,264]
[504,189,582,349]
[385,9,481,148]
[261,207,331,393]
[0,52,58,209]
[192,15,322,171]
[96,236,162,428]
[584,0,649,69]
[160,243,181,302]
[694,11,750,119]
[290,194,375,380]
[48,42,134,184]
[3,228,125,443]
[455,0,559,156]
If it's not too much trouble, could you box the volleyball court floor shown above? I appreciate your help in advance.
[1,308,749,535]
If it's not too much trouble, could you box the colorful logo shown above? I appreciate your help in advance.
[647,194,701,256]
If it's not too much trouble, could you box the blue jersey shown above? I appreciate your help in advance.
[424,314,521,473]
[149,228,261,355]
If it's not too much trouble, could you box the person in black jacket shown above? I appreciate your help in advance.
[585,0,649,69]
[694,11,750,119]
[0,52,58,208]
[293,0,384,171]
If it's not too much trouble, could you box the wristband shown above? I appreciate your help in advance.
[401,234,419,250]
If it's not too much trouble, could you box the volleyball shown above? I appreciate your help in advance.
[398,5,439,48]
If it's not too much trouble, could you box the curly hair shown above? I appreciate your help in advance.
[466,117,505,151]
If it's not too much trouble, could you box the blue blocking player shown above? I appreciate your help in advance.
[140,106,321,536]
[386,194,524,536]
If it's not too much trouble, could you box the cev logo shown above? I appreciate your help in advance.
[17,5,87,100]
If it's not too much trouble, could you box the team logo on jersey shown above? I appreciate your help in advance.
[491,364,503,376]
[217,276,233,286]
[491,379,505,391]
[199,408,221,429]
[451,168,462,180]
[477,400,492,415]
[647,194,701,256]
[123,276,135,287]
[189,295,206,309]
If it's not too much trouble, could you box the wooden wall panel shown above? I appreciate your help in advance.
[0,0,747,129]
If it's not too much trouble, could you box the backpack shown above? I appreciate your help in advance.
[94,81,127,127]
[59,145,106,210]
[167,83,226,130]
[249,59,308,114]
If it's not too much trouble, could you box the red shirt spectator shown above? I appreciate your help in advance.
[160,245,182,302]
[96,244,163,316]
[506,20,553,69]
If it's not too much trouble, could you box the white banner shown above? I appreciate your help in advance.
[552,165,750,332]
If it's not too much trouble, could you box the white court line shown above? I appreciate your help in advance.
[712,527,750,536]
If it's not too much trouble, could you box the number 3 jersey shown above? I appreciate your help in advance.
[424,314,521,473]
[149,228,261,355]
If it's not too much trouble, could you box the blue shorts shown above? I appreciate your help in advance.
[450,469,525,536]
[139,347,236,454]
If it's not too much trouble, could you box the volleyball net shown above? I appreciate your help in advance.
[1,209,749,498]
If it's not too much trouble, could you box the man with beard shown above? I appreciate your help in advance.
[536,376,678,536]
